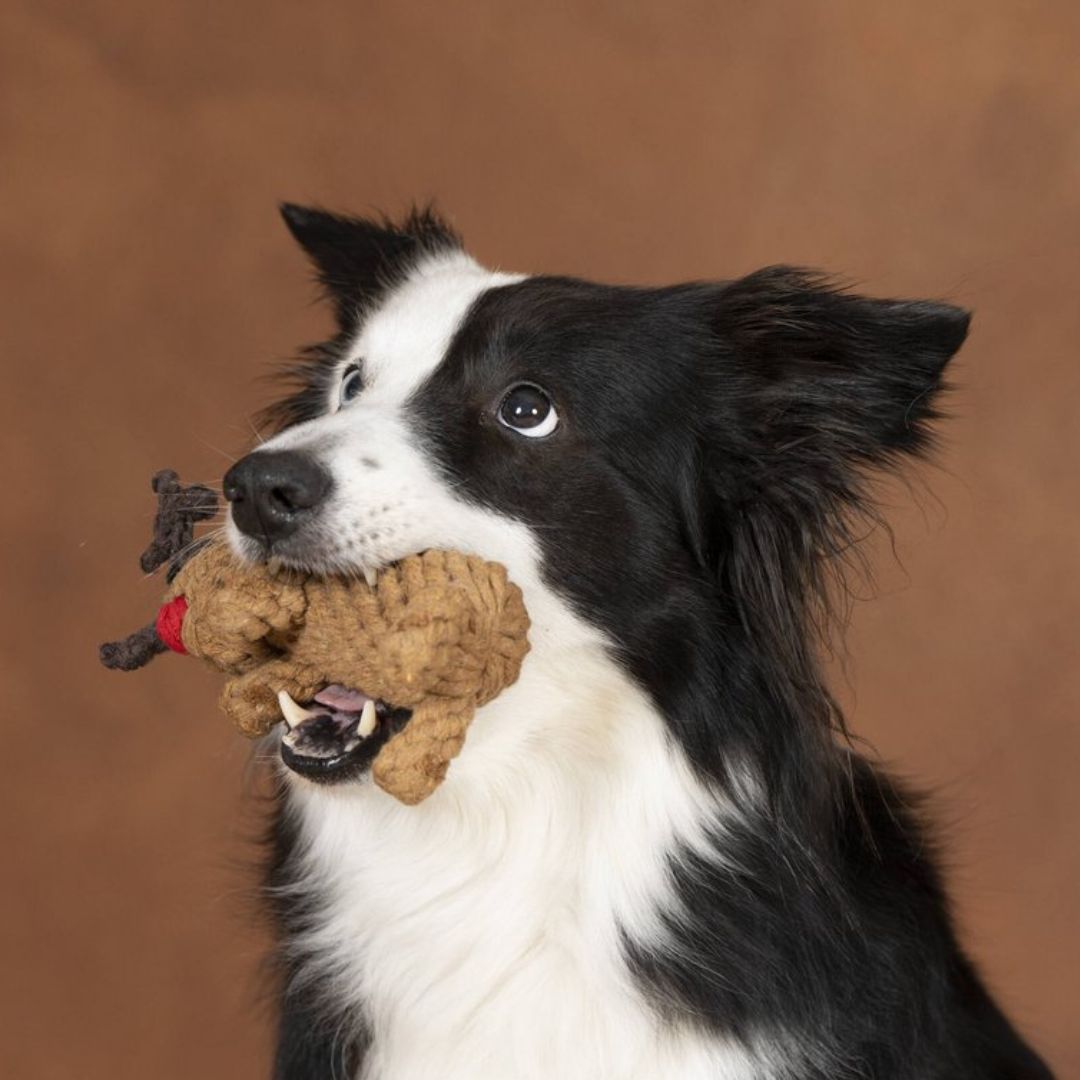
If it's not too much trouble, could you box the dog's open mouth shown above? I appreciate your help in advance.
[277,685,411,784]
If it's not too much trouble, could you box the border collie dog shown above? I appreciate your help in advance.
[221,206,1051,1079]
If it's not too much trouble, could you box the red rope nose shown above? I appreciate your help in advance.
[155,595,189,654]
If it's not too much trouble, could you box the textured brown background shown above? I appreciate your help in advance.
[2,2,1078,1077]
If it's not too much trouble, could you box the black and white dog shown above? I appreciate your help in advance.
[221,206,1051,1079]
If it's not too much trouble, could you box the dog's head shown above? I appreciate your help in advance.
[225,205,969,786]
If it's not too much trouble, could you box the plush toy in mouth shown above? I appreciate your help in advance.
[100,471,531,805]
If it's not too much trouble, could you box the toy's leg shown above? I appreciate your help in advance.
[219,659,324,738]
[372,699,475,805]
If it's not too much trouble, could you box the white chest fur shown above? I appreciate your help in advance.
[284,630,759,1080]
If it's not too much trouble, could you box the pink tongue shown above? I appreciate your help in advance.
[313,684,371,713]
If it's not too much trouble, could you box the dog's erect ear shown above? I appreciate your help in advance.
[704,266,969,507]
[279,204,462,331]
[688,268,969,699]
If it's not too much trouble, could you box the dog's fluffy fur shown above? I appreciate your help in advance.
[228,205,1052,1079]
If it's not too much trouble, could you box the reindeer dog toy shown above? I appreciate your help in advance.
[101,471,531,805]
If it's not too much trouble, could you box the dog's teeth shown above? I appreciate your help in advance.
[267,556,284,575]
[358,699,378,737]
[363,567,378,589]
[277,689,314,731]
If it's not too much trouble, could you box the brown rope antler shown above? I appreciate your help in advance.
[140,469,219,577]
[100,470,220,671]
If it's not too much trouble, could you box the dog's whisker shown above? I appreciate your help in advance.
[197,439,240,465]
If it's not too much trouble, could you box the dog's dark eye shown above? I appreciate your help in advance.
[497,384,559,438]
[339,366,363,407]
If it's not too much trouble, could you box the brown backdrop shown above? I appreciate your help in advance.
[2,2,1078,1077]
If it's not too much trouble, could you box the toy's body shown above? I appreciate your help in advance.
[101,472,530,804]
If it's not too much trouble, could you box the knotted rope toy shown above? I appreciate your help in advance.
[101,471,531,804]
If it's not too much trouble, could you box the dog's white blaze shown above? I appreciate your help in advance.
[242,255,763,1078]
[352,250,524,409]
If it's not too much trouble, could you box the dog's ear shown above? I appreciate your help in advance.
[279,204,461,332]
[687,267,969,690]
[701,266,969,511]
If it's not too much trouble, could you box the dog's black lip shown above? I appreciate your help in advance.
[280,703,412,785]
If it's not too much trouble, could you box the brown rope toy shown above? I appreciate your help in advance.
[101,471,531,805]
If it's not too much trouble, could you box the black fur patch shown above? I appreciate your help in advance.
[403,272,1049,1075]
[265,790,370,1078]
[406,271,965,781]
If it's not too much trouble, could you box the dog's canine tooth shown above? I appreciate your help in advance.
[277,689,314,730]
[358,699,378,737]
[267,556,284,575]
[363,566,378,589]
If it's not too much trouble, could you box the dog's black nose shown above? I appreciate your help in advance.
[223,450,332,546]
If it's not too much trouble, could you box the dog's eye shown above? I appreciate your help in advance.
[497,384,559,438]
[339,366,363,407]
